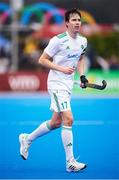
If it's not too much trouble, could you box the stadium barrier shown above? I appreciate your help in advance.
[0,71,48,91]
[0,70,118,95]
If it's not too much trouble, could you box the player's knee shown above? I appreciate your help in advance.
[50,119,62,129]
[64,115,73,126]
[55,120,62,128]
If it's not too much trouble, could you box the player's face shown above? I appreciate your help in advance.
[66,13,81,34]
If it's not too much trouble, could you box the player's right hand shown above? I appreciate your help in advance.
[61,67,75,74]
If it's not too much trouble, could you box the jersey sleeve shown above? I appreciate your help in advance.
[81,38,87,55]
[44,36,60,57]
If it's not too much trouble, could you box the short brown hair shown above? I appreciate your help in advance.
[65,8,81,22]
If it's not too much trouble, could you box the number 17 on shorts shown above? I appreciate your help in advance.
[49,90,71,112]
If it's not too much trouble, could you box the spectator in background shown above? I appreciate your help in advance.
[18,38,41,70]
[109,54,119,70]
[0,47,11,72]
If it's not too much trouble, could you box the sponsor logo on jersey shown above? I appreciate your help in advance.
[62,39,69,43]
[67,54,80,59]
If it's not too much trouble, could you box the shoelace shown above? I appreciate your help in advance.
[67,155,80,163]
[71,155,81,166]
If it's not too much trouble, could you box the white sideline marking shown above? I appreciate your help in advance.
[0,92,119,99]
[0,120,119,126]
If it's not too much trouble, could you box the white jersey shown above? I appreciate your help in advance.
[44,31,87,93]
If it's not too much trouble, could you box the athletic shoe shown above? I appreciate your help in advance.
[19,133,31,160]
[66,157,87,172]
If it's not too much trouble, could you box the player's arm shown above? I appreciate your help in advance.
[77,55,88,88]
[77,56,107,90]
[39,52,75,74]
[38,36,75,74]
[77,55,85,76]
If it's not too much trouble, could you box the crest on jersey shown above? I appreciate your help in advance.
[66,46,70,49]
[81,45,84,49]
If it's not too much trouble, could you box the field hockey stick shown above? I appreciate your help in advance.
[74,80,107,90]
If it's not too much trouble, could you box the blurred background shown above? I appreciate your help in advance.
[0,0,119,94]
[0,0,119,179]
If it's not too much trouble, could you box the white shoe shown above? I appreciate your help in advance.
[66,157,87,172]
[19,133,31,160]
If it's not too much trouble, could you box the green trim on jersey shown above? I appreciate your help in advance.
[57,32,67,39]
[53,92,60,112]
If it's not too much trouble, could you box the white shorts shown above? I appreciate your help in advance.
[48,89,71,112]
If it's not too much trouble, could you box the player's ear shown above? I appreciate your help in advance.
[65,21,68,27]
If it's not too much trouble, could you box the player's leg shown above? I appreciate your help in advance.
[49,112,63,128]
[50,90,74,163]
[19,112,62,160]
[19,88,63,160]
[27,89,63,142]
[61,110,74,162]
[61,109,87,172]
[28,112,61,141]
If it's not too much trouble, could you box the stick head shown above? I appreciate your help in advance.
[101,80,107,90]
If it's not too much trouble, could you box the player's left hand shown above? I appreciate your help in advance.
[80,75,88,88]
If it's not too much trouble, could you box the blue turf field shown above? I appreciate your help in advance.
[0,93,119,179]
